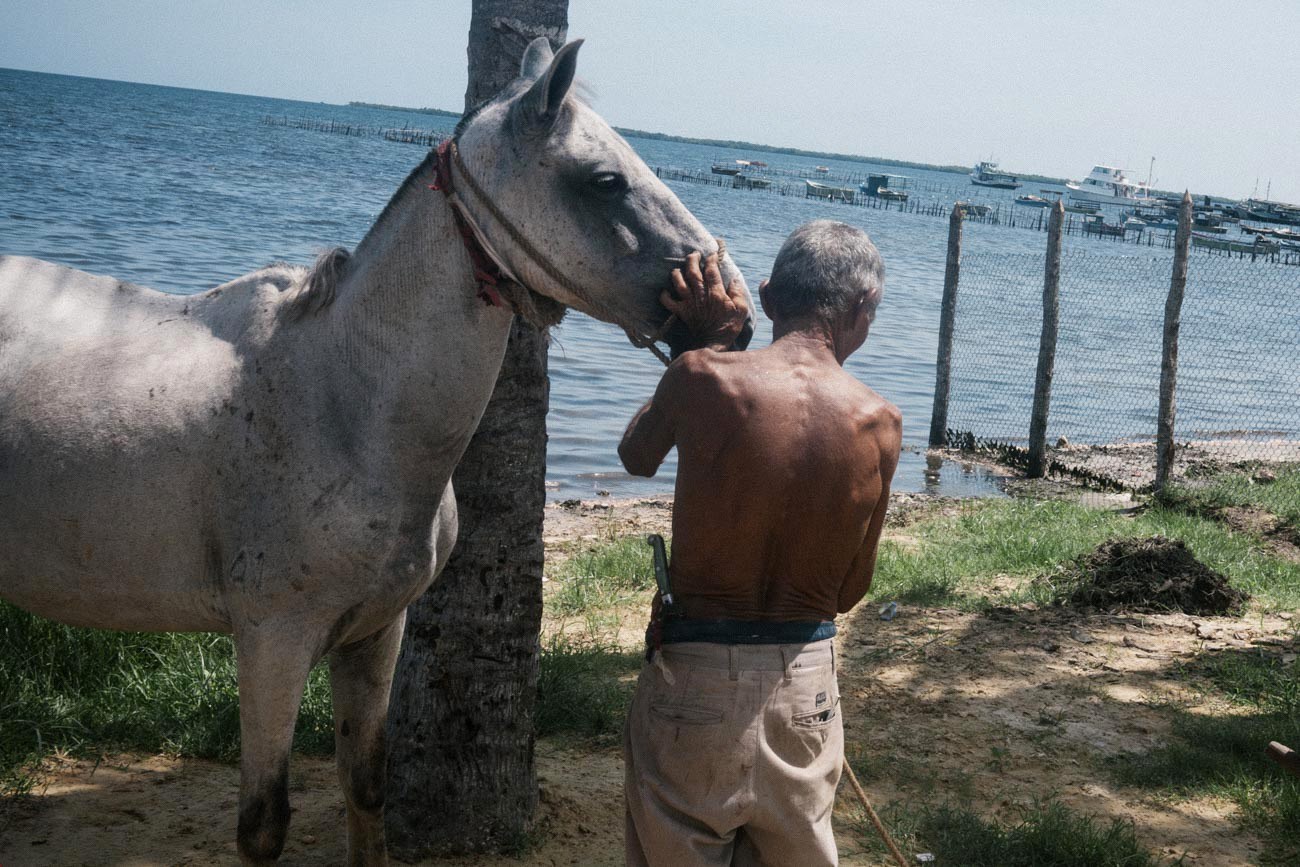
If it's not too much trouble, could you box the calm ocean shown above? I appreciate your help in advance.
[0,68,1208,499]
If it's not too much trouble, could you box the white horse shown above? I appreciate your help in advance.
[0,38,752,865]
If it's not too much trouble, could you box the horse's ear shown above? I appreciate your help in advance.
[514,38,583,136]
[519,37,554,80]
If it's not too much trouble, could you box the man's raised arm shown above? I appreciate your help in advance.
[618,368,681,477]
[621,252,750,477]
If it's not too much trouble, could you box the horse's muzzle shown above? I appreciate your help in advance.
[732,312,755,351]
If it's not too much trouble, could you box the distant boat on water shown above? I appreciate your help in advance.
[1066,164,1154,206]
[861,173,910,202]
[711,158,765,175]
[1239,198,1300,226]
[1015,195,1053,208]
[1193,232,1279,254]
[970,161,1021,189]
[805,179,855,202]
[1241,223,1300,243]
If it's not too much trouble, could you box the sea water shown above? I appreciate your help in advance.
[0,68,1209,500]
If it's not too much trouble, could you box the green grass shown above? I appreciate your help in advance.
[548,536,657,615]
[534,635,641,742]
[839,794,1173,866]
[1110,652,1300,863]
[0,602,333,799]
[912,799,1175,866]
[871,499,1300,611]
[1164,468,1300,528]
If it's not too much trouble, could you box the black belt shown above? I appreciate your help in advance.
[657,618,837,646]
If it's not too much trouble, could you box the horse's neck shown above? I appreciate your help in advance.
[324,164,515,479]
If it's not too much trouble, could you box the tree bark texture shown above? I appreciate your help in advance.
[928,204,963,447]
[386,1,568,857]
[1026,201,1063,478]
[1155,192,1194,495]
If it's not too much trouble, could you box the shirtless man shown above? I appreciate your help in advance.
[619,220,901,867]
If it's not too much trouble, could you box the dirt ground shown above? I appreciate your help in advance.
[3,496,1296,866]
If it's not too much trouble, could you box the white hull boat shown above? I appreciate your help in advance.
[1066,164,1154,206]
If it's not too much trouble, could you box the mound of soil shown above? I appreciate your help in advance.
[1068,536,1248,615]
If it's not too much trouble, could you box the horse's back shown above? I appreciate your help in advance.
[0,256,300,631]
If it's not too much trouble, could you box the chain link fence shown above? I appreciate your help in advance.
[941,244,1300,489]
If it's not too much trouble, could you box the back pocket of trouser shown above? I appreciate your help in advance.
[792,700,839,729]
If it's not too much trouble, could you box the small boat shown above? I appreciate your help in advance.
[1066,164,1155,206]
[1015,195,1053,208]
[805,180,855,202]
[970,160,1022,190]
[956,201,991,217]
[1241,198,1300,226]
[710,162,742,176]
[861,173,910,202]
[1241,224,1300,242]
[814,165,830,174]
[1082,214,1125,237]
[734,174,771,190]
[1043,189,1099,214]
[1123,217,1146,233]
[1193,232,1280,254]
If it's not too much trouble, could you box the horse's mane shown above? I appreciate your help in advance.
[282,148,441,321]
[282,81,589,326]
[283,247,351,319]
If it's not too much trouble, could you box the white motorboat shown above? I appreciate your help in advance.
[970,160,1021,189]
[1066,165,1154,206]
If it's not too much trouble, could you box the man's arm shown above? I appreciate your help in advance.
[837,407,902,613]
[621,252,745,477]
[619,393,675,478]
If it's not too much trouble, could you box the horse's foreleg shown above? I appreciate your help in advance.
[328,613,405,867]
[233,629,318,866]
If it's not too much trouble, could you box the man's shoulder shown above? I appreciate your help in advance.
[664,347,743,389]
[840,379,902,442]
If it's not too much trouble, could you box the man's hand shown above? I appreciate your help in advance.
[662,252,749,354]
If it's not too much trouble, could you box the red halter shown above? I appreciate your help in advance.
[428,139,508,309]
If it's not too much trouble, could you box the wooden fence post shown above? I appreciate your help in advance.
[1155,191,1194,494]
[929,204,964,446]
[1027,201,1064,477]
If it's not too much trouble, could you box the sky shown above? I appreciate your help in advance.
[3,0,1298,202]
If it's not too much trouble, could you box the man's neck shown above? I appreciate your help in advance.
[770,319,844,364]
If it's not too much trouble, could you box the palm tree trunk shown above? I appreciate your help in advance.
[385,1,568,857]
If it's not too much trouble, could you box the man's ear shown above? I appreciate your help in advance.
[758,279,772,320]
[854,292,873,336]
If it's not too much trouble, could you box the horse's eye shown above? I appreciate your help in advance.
[589,172,628,196]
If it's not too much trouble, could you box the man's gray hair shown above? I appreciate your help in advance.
[765,220,884,322]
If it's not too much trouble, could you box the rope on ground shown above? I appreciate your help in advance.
[841,757,910,867]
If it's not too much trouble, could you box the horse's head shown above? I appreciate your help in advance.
[452,38,755,353]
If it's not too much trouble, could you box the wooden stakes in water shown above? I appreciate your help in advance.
[1154,191,1194,494]
[1027,201,1064,478]
[929,204,964,447]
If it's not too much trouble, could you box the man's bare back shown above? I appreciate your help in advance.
[620,235,901,623]
[620,220,900,867]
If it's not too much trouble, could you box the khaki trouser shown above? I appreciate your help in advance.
[623,639,842,867]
